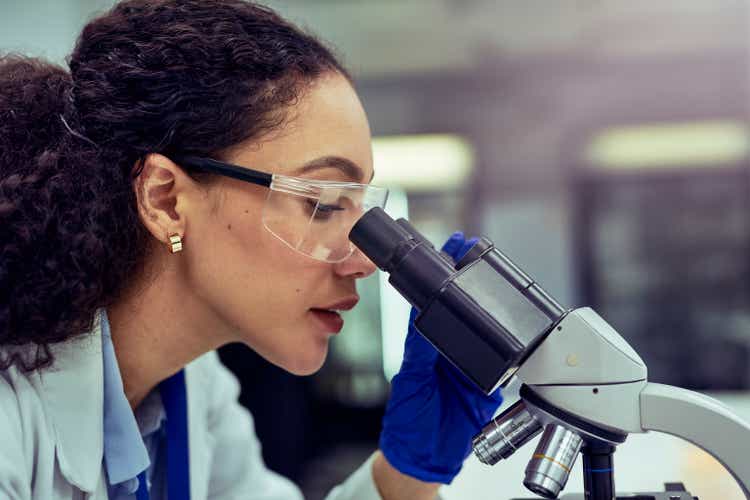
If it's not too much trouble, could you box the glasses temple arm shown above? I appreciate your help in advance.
[173,156,272,187]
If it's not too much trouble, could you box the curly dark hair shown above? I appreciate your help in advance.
[0,0,348,371]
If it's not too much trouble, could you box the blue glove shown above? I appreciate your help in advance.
[379,231,504,484]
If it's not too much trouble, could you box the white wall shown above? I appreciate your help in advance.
[0,0,113,65]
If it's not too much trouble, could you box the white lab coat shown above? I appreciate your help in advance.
[0,310,382,499]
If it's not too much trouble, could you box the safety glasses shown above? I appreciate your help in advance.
[173,156,389,263]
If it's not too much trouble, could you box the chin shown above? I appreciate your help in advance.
[280,343,329,376]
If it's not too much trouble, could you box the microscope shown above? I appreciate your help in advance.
[349,207,750,500]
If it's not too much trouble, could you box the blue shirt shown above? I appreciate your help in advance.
[101,311,167,499]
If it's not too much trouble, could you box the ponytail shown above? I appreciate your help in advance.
[0,55,122,370]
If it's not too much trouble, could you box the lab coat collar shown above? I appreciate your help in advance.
[38,309,105,493]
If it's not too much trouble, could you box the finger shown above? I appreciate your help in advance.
[489,386,504,403]
[400,308,439,370]
[440,231,465,260]
[456,237,479,262]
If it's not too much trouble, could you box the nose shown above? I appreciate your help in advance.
[333,246,377,279]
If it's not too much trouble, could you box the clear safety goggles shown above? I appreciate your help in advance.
[174,156,389,263]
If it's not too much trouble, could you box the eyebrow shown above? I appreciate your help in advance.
[294,156,375,183]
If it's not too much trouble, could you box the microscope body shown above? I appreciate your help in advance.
[349,207,750,499]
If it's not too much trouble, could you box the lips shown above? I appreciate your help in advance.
[314,296,360,312]
[309,296,359,334]
[309,309,345,334]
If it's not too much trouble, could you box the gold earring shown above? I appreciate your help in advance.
[169,234,183,253]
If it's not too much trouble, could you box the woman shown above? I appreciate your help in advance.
[0,1,502,498]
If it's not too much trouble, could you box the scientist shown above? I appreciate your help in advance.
[0,0,502,499]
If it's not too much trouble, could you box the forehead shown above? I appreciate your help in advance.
[227,72,374,183]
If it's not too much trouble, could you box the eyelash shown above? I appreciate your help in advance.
[305,199,345,220]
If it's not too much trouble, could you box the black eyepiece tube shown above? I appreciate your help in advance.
[349,208,455,310]
[348,207,414,272]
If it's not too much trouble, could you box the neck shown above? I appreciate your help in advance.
[106,260,229,409]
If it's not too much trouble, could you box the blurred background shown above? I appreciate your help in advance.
[3,0,750,498]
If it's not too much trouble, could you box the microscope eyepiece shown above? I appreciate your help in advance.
[348,207,416,272]
[349,207,456,311]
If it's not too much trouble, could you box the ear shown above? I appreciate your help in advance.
[133,153,200,247]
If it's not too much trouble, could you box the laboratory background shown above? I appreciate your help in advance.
[3,0,749,498]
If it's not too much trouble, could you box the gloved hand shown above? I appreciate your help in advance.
[379,231,504,484]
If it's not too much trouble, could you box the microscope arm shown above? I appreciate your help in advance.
[640,382,750,499]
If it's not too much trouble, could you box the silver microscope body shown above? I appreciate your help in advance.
[349,207,750,499]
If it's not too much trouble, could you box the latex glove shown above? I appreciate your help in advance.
[379,231,504,484]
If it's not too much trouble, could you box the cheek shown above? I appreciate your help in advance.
[192,206,334,373]
[210,205,326,312]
